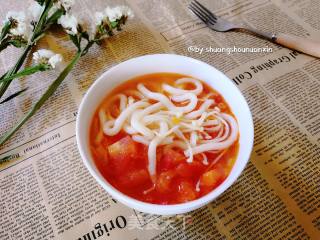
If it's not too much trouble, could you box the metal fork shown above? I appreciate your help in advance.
[189,0,320,58]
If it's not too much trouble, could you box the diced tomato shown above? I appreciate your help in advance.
[92,145,108,161]
[200,168,225,188]
[156,170,176,193]
[213,94,223,104]
[119,169,150,188]
[175,161,205,178]
[218,102,227,111]
[177,181,197,203]
[108,136,137,173]
[160,148,185,171]
[91,145,109,171]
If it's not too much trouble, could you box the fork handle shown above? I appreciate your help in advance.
[273,33,320,58]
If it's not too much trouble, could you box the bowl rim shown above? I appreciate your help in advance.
[76,53,254,215]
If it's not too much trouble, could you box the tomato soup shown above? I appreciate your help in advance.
[90,73,239,204]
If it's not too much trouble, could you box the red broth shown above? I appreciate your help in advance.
[90,73,239,204]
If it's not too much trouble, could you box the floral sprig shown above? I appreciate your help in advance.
[0,11,31,50]
[94,6,133,41]
[0,49,62,84]
[0,49,62,105]
[57,6,133,54]
[33,49,62,69]
[0,0,74,104]
[0,2,133,145]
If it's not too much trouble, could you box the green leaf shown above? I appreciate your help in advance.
[9,39,28,48]
[0,51,82,146]
[0,64,50,83]
[0,39,10,52]
[46,9,64,26]
[69,34,80,49]
[0,88,28,104]
[0,44,32,99]
[36,0,46,6]
[0,21,11,41]
[31,0,53,43]
[110,21,118,28]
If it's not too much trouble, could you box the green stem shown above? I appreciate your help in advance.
[0,41,9,52]
[0,44,32,99]
[0,64,50,83]
[0,22,10,41]
[0,0,53,100]
[82,41,94,56]
[31,0,53,42]
[0,88,28,104]
[0,51,82,146]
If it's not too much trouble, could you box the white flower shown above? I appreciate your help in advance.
[4,11,31,40]
[119,6,134,19]
[105,6,123,22]
[48,54,63,68]
[95,6,134,24]
[5,11,25,24]
[58,14,78,35]
[33,49,63,69]
[28,2,45,21]
[60,0,75,10]
[94,12,104,25]
[10,21,28,36]
[54,0,75,11]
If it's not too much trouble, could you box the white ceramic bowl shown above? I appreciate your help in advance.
[76,54,254,215]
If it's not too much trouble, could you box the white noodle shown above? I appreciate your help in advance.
[138,84,176,110]
[98,109,107,129]
[201,153,209,165]
[184,113,238,156]
[131,102,163,138]
[109,94,127,112]
[132,135,173,146]
[164,140,188,150]
[100,77,239,179]
[190,131,198,146]
[148,136,162,177]
[132,135,150,145]
[171,93,198,113]
[174,128,193,163]
[163,78,203,95]
[125,89,145,99]
[185,99,214,119]
[128,96,135,105]
[103,101,149,136]
[195,180,201,192]
[123,124,138,134]
[143,115,170,125]
[138,84,197,113]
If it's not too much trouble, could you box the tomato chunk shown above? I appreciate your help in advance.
[119,169,150,188]
[156,170,176,193]
[108,136,137,173]
[200,168,225,188]
[175,162,205,178]
[177,181,197,203]
[160,148,185,171]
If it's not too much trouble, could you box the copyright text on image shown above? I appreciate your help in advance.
[187,46,273,54]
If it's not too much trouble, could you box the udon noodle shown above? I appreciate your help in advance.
[98,76,238,180]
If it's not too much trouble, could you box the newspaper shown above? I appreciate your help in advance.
[0,0,319,239]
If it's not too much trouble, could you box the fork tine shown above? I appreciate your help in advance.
[188,5,208,23]
[190,2,216,23]
[193,0,217,20]
[189,3,216,24]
